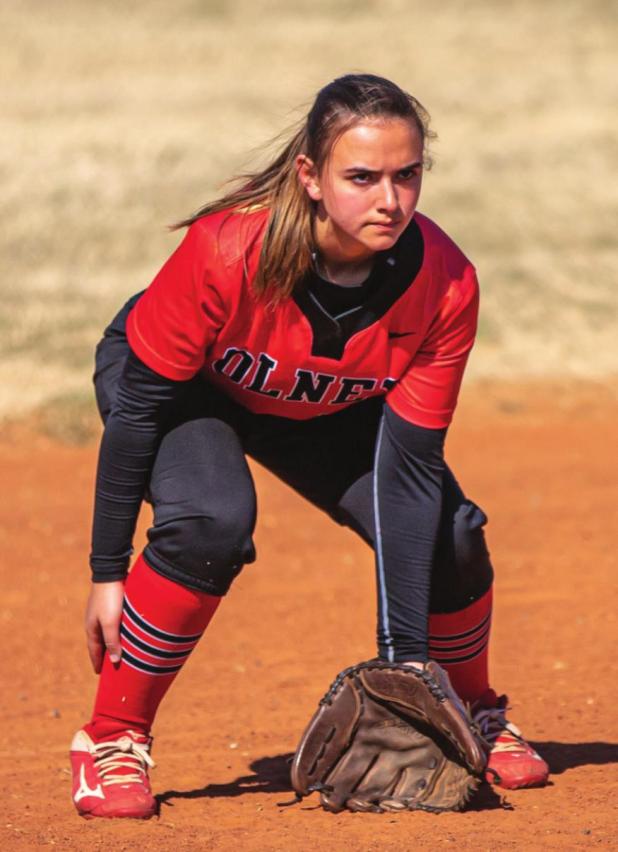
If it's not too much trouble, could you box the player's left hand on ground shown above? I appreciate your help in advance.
[290,659,487,813]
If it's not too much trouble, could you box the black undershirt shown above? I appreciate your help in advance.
[307,269,380,317]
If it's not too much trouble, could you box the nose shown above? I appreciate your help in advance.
[377,179,399,214]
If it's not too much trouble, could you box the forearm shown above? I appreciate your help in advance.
[89,351,185,581]
[374,404,446,662]
[90,411,158,581]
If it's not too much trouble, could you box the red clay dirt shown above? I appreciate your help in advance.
[1,381,617,850]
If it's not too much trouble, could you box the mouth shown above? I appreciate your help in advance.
[368,220,401,230]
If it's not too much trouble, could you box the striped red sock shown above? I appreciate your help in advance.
[428,587,492,703]
[86,554,221,741]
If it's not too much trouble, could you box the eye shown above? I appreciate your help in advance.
[397,167,421,181]
[349,172,374,185]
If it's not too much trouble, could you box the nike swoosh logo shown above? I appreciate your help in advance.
[74,764,105,803]
[388,331,416,339]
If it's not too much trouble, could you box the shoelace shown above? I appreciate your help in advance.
[92,732,155,787]
[473,705,528,755]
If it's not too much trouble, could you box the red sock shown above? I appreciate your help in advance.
[428,587,492,703]
[86,554,221,741]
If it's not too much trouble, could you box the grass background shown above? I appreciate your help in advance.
[1,0,616,423]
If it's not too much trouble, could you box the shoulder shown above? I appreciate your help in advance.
[187,206,270,270]
[413,212,474,272]
[412,212,478,302]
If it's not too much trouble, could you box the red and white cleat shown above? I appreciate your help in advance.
[70,729,157,819]
[472,690,549,790]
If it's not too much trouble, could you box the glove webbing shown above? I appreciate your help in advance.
[319,660,446,707]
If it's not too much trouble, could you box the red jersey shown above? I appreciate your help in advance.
[126,208,478,429]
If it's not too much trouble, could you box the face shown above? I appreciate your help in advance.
[298,118,424,263]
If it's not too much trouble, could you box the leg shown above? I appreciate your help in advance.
[88,410,257,733]
[73,410,257,818]
[143,409,257,595]
[73,316,257,818]
[426,473,548,788]
[426,467,494,702]
[71,554,220,820]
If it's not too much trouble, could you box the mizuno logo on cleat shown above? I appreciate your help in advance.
[74,765,105,802]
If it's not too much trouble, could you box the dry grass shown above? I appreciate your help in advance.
[1,0,617,417]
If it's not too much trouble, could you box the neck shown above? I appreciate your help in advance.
[313,217,375,287]
[314,252,373,286]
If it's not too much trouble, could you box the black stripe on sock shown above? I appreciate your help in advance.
[123,597,203,644]
[121,647,184,675]
[428,610,491,644]
[429,645,487,665]
[120,623,193,660]
[429,622,491,656]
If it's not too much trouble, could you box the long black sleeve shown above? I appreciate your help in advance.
[89,351,187,582]
[373,403,447,662]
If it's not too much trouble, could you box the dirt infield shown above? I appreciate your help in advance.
[1,381,617,850]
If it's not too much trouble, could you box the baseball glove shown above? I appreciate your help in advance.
[290,659,487,813]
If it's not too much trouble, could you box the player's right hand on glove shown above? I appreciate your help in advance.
[85,581,125,673]
[291,659,487,813]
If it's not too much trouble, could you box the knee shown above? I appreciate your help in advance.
[145,500,257,596]
[431,500,494,613]
[452,501,492,577]
[181,510,256,569]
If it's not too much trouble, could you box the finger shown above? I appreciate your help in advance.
[377,797,408,812]
[101,620,122,664]
[391,759,440,801]
[85,621,104,674]
[351,753,401,802]
[323,747,381,812]
[345,796,383,813]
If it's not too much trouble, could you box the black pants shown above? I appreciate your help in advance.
[94,299,493,613]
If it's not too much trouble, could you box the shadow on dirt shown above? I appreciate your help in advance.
[465,784,513,811]
[157,753,509,812]
[155,743,618,811]
[157,753,295,806]
[530,741,618,775]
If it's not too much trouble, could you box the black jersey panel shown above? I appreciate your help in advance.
[293,218,425,360]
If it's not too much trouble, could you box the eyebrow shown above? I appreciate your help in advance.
[342,161,423,174]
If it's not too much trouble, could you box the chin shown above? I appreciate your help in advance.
[365,233,401,252]
[360,222,410,253]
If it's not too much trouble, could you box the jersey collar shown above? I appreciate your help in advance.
[292,217,425,360]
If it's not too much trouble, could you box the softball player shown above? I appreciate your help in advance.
[70,74,549,819]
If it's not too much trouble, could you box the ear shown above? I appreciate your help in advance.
[295,154,322,202]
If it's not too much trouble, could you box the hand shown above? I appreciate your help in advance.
[85,581,125,674]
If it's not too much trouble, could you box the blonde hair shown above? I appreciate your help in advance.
[175,74,435,302]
